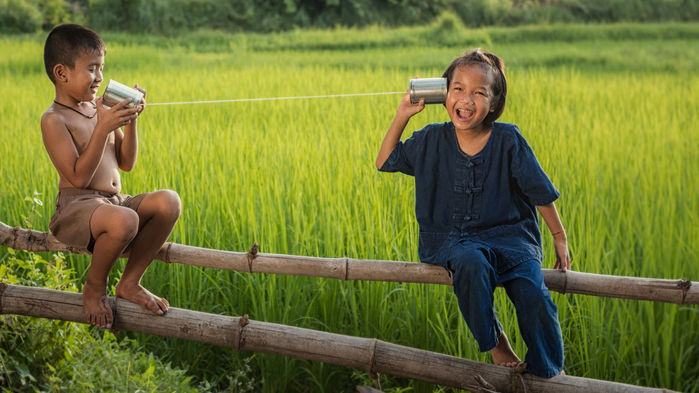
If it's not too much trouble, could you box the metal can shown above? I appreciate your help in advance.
[409,77,447,105]
[102,79,144,108]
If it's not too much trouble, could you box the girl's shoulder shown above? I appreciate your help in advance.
[492,122,529,147]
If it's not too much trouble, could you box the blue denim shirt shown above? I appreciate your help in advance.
[380,121,559,273]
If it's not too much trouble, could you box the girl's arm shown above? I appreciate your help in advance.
[537,202,571,271]
[376,91,424,169]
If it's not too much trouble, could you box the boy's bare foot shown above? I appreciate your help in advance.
[115,282,169,315]
[82,282,113,329]
[490,332,521,367]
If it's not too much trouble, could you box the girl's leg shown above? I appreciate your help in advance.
[448,244,519,365]
[502,260,564,378]
[114,190,181,315]
[85,204,140,328]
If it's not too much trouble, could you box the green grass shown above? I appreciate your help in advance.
[0,22,698,392]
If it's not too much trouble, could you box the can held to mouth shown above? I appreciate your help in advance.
[409,77,447,105]
[102,79,144,108]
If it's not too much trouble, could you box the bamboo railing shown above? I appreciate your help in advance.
[1,221,696,305]
[0,283,679,393]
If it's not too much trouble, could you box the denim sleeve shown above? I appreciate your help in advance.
[379,142,414,175]
[378,127,429,176]
[510,128,560,206]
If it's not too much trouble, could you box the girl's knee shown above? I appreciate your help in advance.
[510,282,555,313]
[450,249,492,280]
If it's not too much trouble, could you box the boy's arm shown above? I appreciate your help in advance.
[537,202,571,271]
[376,91,424,169]
[41,98,137,188]
[115,85,146,172]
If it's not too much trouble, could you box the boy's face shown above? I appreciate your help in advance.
[62,50,104,102]
[445,64,495,133]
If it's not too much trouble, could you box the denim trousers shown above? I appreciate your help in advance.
[444,241,564,378]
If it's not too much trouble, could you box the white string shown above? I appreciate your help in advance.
[147,91,404,106]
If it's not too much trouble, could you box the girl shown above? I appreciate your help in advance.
[376,48,570,378]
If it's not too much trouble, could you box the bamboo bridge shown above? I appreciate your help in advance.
[0,221,694,392]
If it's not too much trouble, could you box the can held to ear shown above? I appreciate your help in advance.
[409,77,447,105]
[102,79,144,108]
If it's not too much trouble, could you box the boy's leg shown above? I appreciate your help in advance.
[115,190,181,315]
[502,260,564,378]
[85,204,140,328]
[448,244,520,366]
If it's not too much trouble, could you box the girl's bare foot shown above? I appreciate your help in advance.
[82,281,113,329]
[490,332,521,367]
[115,282,169,315]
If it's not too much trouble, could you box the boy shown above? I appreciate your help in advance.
[41,24,181,329]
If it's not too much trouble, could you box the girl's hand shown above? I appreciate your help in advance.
[95,96,139,133]
[552,233,571,271]
[396,77,426,119]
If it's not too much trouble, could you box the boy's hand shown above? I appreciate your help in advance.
[95,95,140,133]
[133,83,147,115]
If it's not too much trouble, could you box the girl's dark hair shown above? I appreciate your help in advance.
[442,48,507,126]
[44,24,106,84]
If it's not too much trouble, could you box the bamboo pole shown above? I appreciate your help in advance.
[0,283,678,393]
[0,221,696,304]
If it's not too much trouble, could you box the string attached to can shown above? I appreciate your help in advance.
[103,77,447,107]
[147,91,405,106]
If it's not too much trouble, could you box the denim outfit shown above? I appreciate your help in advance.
[380,121,564,377]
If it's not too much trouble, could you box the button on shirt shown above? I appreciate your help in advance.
[379,122,559,273]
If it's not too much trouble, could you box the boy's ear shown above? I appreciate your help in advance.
[53,64,68,83]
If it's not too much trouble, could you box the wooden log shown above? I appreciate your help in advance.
[356,386,385,393]
[1,221,696,304]
[0,283,678,393]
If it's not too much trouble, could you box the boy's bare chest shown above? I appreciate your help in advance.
[67,122,115,154]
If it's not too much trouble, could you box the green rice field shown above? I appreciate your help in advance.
[1,22,698,392]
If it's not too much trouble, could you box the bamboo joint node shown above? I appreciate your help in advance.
[164,242,173,264]
[368,338,380,389]
[343,257,350,281]
[236,313,249,350]
[10,226,19,250]
[0,282,6,314]
[246,243,259,273]
[561,270,569,294]
[677,279,691,304]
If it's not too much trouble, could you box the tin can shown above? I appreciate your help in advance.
[102,79,144,108]
[409,77,447,105]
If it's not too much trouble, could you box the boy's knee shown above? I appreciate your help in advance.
[153,189,181,220]
[108,209,139,243]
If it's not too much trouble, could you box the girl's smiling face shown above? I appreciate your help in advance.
[446,64,495,134]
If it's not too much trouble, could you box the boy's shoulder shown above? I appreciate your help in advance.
[41,105,66,132]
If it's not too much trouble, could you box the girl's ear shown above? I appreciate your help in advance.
[53,64,68,83]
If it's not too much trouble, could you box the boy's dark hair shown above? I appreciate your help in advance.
[44,24,106,84]
[442,48,507,126]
